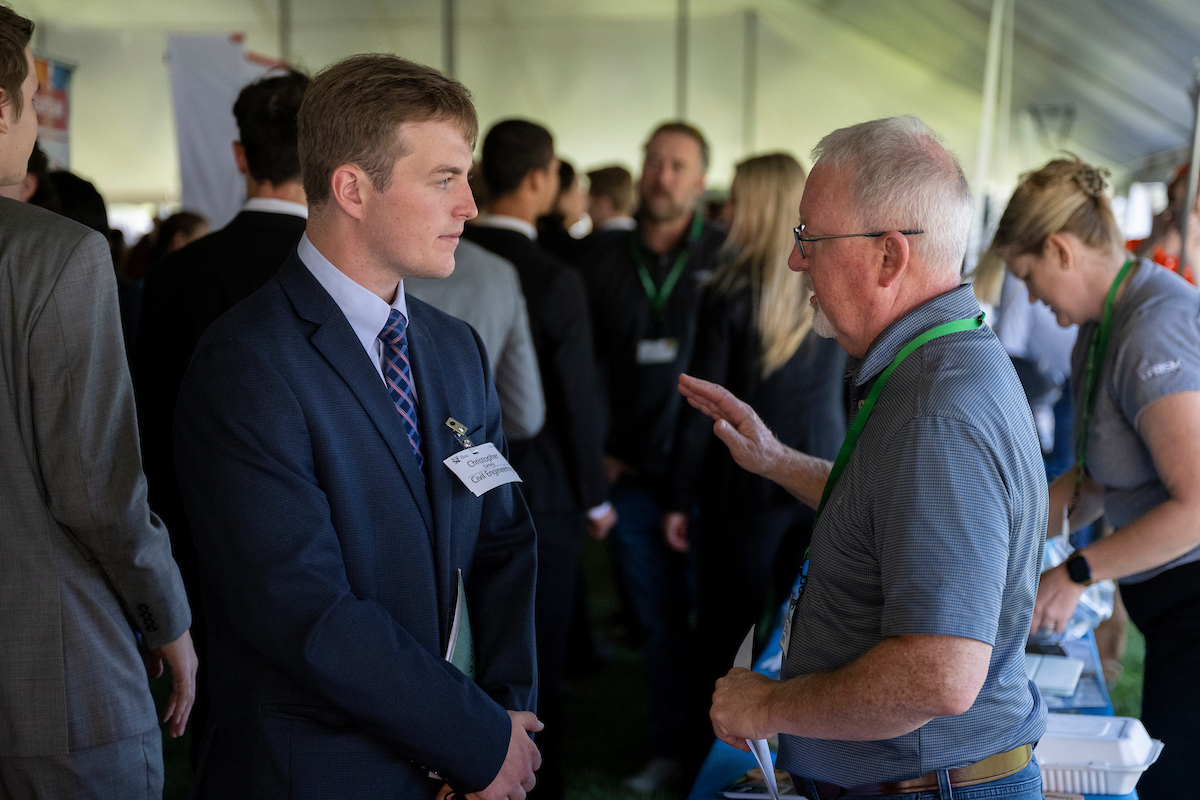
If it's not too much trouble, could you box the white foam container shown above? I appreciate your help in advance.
[1035,713,1163,796]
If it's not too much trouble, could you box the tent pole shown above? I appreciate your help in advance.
[1179,61,1200,276]
[279,0,292,64]
[442,0,457,78]
[995,0,1013,197]
[743,9,758,155]
[967,0,1007,273]
[676,0,689,119]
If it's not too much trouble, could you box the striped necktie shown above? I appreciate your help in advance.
[378,309,423,471]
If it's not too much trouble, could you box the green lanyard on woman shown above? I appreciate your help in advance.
[1069,257,1136,513]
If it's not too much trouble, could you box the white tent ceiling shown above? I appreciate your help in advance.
[12,0,1200,204]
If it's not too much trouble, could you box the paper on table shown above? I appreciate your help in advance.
[735,626,780,800]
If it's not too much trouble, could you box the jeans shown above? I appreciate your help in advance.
[607,479,692,757]
[795,759,1043,800]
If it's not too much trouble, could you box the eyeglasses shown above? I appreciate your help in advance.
[792,223,924,259]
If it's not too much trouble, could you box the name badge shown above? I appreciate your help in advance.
[443,443,522,497]
[779,590,798,661]
[636,338,679,365]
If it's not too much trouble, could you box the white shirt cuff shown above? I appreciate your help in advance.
[587,501,613,520]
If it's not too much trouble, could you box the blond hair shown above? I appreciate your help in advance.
[709,152,811,377]
[298,54,477,211]
[988,156,1122,261]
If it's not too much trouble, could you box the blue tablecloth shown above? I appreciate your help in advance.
[687,628,1137,800]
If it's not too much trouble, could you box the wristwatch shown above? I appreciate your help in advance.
[1064,553,1096,586]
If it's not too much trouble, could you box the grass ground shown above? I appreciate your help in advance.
[1109,619,1145,719]
[153,544,1150,799]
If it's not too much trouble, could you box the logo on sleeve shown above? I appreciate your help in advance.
[1138,359,1181,381]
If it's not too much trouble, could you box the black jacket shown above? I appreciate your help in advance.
[583,215,727,479]
[667,280,848,515]
[133,209,307,592]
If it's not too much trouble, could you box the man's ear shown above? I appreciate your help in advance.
[231,141,249,176]
[330,165,369,220]
[525,167,548,197]
[877,230,912,288]
[0,91,11,135]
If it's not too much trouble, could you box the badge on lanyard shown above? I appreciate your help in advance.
[636,337,679,365]
[779,559,807,661]
[441,418,522,497]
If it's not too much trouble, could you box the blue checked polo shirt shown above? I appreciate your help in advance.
[777,284,1048,787]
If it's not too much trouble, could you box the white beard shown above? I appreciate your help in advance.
[812,301,838,339]
[803,272,838,339]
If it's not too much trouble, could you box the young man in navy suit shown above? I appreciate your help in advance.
[174,54,541,800]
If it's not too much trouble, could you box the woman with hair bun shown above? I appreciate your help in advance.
[989,157,1200,799]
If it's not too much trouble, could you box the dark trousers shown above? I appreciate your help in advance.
[685,504,813,777]
[1120,559,1200,800]
[607,480,692,759]
[528,509,586,800]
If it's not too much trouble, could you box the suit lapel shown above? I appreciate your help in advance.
[278,255,436,541]
[405,306,457,626]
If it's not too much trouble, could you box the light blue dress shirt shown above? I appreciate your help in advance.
[297,233,413,397]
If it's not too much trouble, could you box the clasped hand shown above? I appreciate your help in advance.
[441,710,542,800]
[710,667,779,752]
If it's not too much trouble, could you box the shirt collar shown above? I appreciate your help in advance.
[296,233,408,356]
[243,197,309,218]
[474,214,538,240]
[850,284,982,387]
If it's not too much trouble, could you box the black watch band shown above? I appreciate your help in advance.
[1065,553,1095,586]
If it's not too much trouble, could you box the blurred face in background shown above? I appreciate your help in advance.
[639,131,705,224]
[556,174,588,228]
[535,156,561,217]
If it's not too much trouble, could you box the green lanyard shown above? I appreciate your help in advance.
[783,312,985,639]
[814,313,986,525]
[1072,257,1136,503]
[629,213,704,317]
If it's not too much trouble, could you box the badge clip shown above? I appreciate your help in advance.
[445,417,473,449]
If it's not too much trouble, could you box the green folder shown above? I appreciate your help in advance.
[446,569,475,680]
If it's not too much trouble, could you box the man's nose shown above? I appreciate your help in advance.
[787,244,804,272]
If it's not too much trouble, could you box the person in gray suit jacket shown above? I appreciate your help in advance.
[406,237,546,441]
[0,8,196,798]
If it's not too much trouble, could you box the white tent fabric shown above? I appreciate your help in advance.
[168,35,272,230]
[13,0,1200,209]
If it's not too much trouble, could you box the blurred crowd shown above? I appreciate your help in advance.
[3,3,1200,800]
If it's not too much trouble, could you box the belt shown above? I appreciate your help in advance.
[806,744,1032,798]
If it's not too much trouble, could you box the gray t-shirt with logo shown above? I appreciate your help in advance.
[1072,260,1200,584]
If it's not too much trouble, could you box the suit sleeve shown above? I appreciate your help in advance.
[545,266,609,509]
[465,327,540,718]
[494,267,546,442]
[175,334,515,793]
[29,230,190,649]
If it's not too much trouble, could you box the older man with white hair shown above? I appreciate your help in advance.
[679,116,1047,800]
